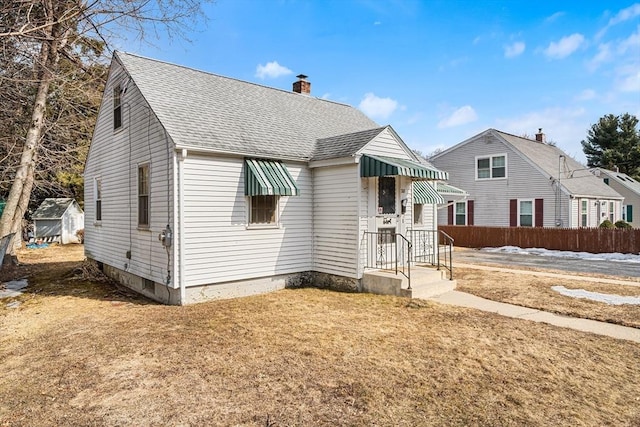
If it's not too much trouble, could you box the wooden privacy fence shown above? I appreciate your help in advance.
[439,225,640,254]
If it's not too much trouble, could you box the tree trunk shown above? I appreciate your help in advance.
[0,0,68,256]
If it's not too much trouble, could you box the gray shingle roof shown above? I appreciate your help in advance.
[32,198,77,219]
[596,168,640,195]
[312,127,387,160]
[495,130,623,199]
[115,52,379,160]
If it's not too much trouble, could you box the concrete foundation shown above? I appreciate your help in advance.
[98,261,361,305]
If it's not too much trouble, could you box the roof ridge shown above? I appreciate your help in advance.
[116,51,355,108]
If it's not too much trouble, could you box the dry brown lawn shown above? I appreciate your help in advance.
[1,245,639,426]
[456,267,640,329]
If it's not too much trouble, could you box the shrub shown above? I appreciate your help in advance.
[615,220,632,229]
[599,219,615,229]
[76,228,85,243]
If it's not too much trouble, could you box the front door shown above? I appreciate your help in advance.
[366,176,401,268]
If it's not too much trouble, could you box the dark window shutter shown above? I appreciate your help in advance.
[448,201,454,225]
[535,198,544,227]
[509,199,517,227]
[628,205,633,223]
[467,200,474,226]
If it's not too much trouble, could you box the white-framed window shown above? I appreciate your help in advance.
[580,199,588,227]
[413,203,423,225]
[476,154,506,180]
[249,195,278,225]
[138,164,150,228]
[609,201,615,222]
[518,199,533,227]
[113,85,122,130]
[94,178,102,222]
[455,202,466,225]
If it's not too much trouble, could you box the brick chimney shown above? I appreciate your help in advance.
[292,74,311,95]
[535,128,545,143]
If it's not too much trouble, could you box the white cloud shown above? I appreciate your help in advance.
[597,3,640,39]
[504,41,525,58]
[543,33,585,59]
[320,93,331,100]
[575,89,596,101]
[358,93,399,120]
[616,67,640,92]
[374,21,382,25]
[255,61,292,79]
[544,11,565,23]
[587,43,612,70]
[437,106,478,128]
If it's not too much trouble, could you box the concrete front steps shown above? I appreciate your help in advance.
[362,265,456,299]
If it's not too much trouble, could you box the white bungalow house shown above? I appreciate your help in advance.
[593,168,639,228]
[430,129,624,228]
[84,52,450,305]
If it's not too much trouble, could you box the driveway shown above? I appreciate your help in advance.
[453,248,640,279]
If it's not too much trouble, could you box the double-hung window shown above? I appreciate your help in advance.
[455,202,466,225]
[581,199,588,227]
[476,154,506,180]
[609,202,615,222]
[519,200,533,227]
[94,178,102,222]
[138,164,149,227]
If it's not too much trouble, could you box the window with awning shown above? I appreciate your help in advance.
[244,159,300,196]
[360,154,448,180]
[413,181,445,204]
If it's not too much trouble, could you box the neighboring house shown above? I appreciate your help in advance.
[430,129,624,228]
[32,198,84,244]
[593,168,640,228]
[84,52,448,305]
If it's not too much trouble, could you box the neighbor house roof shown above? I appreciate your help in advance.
[32,198,79,219]
[115,52,379,161]
[493,130,622,199]
[594,168,640,195]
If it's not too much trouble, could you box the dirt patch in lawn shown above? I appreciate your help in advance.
[1,246,639,426]
[456,268,640,329]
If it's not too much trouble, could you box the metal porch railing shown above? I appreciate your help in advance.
[407,229,454,280]
[363,230,412,289]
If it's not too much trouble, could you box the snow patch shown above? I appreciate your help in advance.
[482,246,640,264]
[551,285,640,305]
[0,278,28,299]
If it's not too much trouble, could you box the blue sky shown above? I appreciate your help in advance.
[122,0,640,164]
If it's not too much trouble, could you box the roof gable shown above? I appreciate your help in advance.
[113,52,379,160]
[32,198,78,219]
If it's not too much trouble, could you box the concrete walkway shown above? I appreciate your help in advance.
[428,263,640,343]
[429,291,640,343]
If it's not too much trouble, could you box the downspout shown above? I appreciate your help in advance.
[178,149,187,304]
[355,159,362,281]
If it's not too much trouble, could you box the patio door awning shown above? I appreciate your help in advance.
[359,154,448,180]
[245,159,300,196]
[413,181,445,204]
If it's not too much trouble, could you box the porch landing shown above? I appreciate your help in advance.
[362,266,456,299]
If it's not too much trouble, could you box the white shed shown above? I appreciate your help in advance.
[33,198,84,244]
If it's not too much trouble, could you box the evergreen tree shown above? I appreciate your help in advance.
[581,113,640,179]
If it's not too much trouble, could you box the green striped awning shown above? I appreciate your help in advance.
[244,159,300,196]
[360,154,448,180]
[436,182,467,196]
[413,181,445,204]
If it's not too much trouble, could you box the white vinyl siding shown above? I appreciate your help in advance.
[84,61,173,288]
[359,127,413,159]
[181,155,312,286]
[314,164,359,278]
